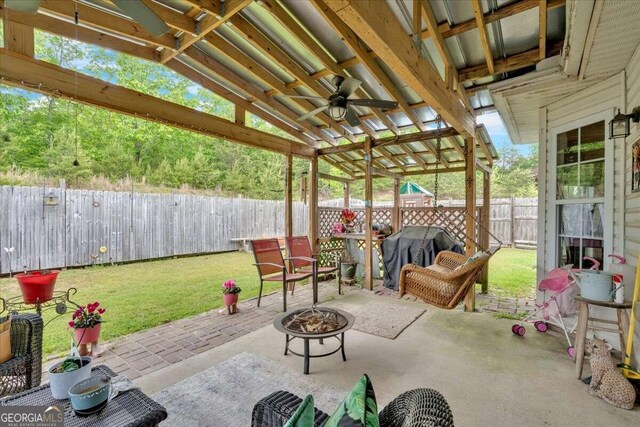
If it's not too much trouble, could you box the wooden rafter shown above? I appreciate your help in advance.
[471,0,495,75]
[0,49,314,157]
[321,0,475,139]
[539,0,547,60]
[159,0,252,64]
[139,0,197,35]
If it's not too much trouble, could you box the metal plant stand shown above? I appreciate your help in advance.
[0,288,79,326]
[273,307,354,375]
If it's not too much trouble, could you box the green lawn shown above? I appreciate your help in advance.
[486,248,537,298]
[0,252,282,357]
[0,248,536,357]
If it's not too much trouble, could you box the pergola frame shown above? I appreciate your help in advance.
[0,0,559,310]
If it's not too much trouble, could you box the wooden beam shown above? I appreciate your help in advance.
[285,153,293,240]
[539,0,547,60]
[457,42,563,83]
[322,1,475,138]
[319,173,353,183]
[392,178,401,231]
[159,0,252,64]
[371,167,402,180]
[364,137,374,290]
[464,136,476,312]
[0,49,314,157]
[471,0,495,75]
[2,18,34,56]
[39,0,175,49]
[479,171,490,292]
[234,105,246,126]
[309,155,320,299]
[139,0,198,35]
[344,181,350,208]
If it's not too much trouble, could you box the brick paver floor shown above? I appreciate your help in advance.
[70,280,535,380]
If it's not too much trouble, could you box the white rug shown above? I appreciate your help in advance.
[350,301,426,339]
[152,352,346,427]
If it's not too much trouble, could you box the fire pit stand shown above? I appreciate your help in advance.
[273,307,354,375]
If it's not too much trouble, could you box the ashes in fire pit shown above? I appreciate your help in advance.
[282,307,348,334]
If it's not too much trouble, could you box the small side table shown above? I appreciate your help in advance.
[573,295,632,379]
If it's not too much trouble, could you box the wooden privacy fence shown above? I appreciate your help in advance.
[0,186,308,274]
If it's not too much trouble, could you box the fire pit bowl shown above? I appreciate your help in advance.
[273,307,354,374]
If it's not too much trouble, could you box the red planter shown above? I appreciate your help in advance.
[15,270,60,304]
[223,293,239,306]
[75,324,102,345]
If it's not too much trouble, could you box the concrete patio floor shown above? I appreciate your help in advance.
[132,290,638,426]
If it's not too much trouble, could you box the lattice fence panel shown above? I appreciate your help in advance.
[319,207,343,238]
[401,207,471,249]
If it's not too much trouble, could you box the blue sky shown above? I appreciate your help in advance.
[477,111,532,155]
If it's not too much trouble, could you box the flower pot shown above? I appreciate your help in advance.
[48,356,92,400]
[341,262,357,281]
[223,293,239,306]
[16,270,59,304]
[75,324,102,345]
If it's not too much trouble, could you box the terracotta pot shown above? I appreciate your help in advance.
[16,270,59,304]
[223,293,239,306]
[74,324,102,345]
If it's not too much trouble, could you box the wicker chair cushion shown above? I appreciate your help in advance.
[0,317,11,363]
[324,374,379,427]
[283,395,315,427]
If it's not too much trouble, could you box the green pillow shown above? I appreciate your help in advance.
[324,374,379,427]
[284,394,315,427]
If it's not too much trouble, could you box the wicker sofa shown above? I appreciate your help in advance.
[0,313,43,397]
[252,388,454,427]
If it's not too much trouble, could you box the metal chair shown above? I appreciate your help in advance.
[0,313,43,397]
[285,236,341,302]
[251,239,316,312]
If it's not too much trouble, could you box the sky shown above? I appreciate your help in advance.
[477,111,533,155]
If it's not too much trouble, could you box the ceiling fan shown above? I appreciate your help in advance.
[4,0,170,37]
[290,75,398,127]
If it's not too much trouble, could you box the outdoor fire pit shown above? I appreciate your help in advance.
[273,307,354,375]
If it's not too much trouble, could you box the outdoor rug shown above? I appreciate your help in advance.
[152,352,346,427]
[350,301,426,339]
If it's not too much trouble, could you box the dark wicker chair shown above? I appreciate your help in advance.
[0,313,43,397]
[252,388,454,427]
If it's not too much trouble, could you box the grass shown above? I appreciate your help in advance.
[0,252,283,357]
[486,248,537,298]
[0,248,537,357]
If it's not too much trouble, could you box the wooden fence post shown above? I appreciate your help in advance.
[510,195,516,248]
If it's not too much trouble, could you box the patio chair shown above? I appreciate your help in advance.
[398,250,491,309]
[285,236,342,302]
[0,314,43,397]
[251,238,317,312]
[251,388,454,427]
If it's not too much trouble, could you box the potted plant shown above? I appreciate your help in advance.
[222,280,241,314]
[340,254,358,282]
[69,302,105,357]
[15,269,60,304]
[49,355,92,400]
[341,208,357,233]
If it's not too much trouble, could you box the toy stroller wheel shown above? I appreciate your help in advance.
[516,326,526,336]
[567,346,576,359]
[535,321,548,332]
[511,324,520,335]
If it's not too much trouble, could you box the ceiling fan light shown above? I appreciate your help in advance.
[328,105,347,121]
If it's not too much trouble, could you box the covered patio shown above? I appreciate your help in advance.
[1,0,639,425]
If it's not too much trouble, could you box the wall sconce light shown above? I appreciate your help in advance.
[609,107,640,139]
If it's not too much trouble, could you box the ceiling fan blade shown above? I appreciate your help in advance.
[288,95,329,103]
[297,105,330,122]
[348,99,399,110]
[344,108,361,127]
[112,0,170,37]
[4,0,41,13]
[337,77,362,97]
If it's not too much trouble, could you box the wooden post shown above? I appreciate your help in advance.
[284,153,293,272]
[392,177,401,233]
[309,155,319,304]
[510,195,516,248]
[479,170,491,293]
[343,182,350,208]
[464,136,477,311]
[3,19,34,57]
[300,176,307,202]
[234,105,246,125]
[364,137,374,290]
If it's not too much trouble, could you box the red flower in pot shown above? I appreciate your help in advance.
[222,280,241,314]
[69,302,106,357]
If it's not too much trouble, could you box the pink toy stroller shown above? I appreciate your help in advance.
[510,261,591,358]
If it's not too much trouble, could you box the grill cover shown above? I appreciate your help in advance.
[381,226,464,290]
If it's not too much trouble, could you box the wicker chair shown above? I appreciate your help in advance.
[398,250,489,309]
[252,388,454,427]
[0,314,43,397]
